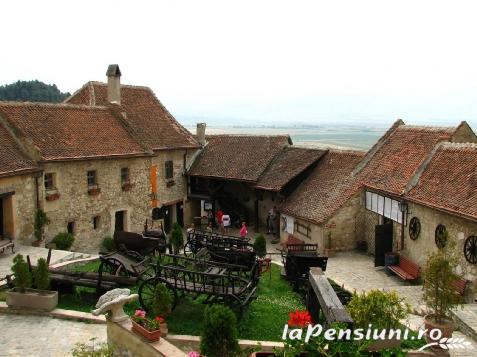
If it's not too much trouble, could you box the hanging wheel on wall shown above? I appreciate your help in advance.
[435,224,447,249]
[464,235,477,264]
[409,217,421,240]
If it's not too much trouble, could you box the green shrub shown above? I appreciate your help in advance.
[423,234,463,323]
[169,222,184,254]
[152,283,172,318]
[11,254,32,292]
[347,289,410,330]
[253,234,267,258]
[52,232,75,250]
[71,337,115,357]
[34,258,50,290]
[102,236,116,252]
[34,209,49,241]
[200,305,239,357]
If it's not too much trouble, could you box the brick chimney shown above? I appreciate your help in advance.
[196,123,206,146]
[106,64,121,104]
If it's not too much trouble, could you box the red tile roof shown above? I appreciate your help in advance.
[255,147,326,191]
[66,82,199,151]
[0,102,148,161]
[187,135,292,182]
[0,120,39,177]
[281,150,366,224]
[355,124,456,195]
[406,143,477,220]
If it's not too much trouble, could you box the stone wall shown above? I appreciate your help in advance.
[41,157,151,252]
[403,202,477,283]
[0,174,37,241]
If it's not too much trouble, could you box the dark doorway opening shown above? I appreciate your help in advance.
[115,211,126,232]
[374,222,393,267]
[176,202,184,227]
[163,206,172,233]
[0,198,4,237]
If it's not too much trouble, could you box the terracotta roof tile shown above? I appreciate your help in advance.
[281,150,366,223]
[66,82,199,150]
[255,147,326,191]
[0,102,147,161]
[0,121,39,177]
[187,135,291,182]
[406,142,477,220]
[355,124,455,195]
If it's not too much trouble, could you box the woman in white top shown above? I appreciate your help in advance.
[222,213,231,233]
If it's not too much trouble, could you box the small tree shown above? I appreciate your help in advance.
[34,209,50,242]
[34,258,50,291]
[169,223,184,255]
[253,234,267,258]
[52,232,75,250]
[200,305,239,357]
[102,236,116,252]
[152,284,172,318]
[423,234,463,324]
[347,289,410,330]
[11,254,32,293]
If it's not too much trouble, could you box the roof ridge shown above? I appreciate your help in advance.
[207,134,291,138]
[0,100,109,110]
[328,148,366,155]
[440,142,477,150]
[351,119,405,176]
[398,124,455,131]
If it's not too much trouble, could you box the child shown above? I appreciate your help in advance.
[240,221,248,238]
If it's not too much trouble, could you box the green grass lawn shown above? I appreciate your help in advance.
[57,262,304,341]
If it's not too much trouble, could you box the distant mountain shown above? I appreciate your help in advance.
[0,80,70,103]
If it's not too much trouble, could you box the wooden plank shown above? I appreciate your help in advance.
[308,267,353,326]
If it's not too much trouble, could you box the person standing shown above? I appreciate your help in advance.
[240,221,248,239]
[216,208,223,232]
[222,212,231,233]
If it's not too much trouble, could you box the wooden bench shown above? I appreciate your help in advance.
[452,278,470,298]
[0,237,14,254]
[388,255,420,281]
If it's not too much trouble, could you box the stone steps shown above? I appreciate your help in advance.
[452,305,477,342]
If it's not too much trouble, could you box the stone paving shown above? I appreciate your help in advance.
[0,245,75,286]
[0,314,106,357]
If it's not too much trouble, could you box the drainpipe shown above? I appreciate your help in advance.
[34,172,42,210]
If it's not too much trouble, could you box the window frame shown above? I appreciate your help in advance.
[165,161,174,180]
[44,173,55,190]
[121,167,130,184]
[87,170,97,187]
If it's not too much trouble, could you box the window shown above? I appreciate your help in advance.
[165,161,173,179]
[87,170,97,187]
[93,216,100,230]
[44,173,55,190]
[67,221,75,235]
[121,167,129,184]
[364,190,404,225]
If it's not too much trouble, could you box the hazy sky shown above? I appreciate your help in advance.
[1,0,477,127]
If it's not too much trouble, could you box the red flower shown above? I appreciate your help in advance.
[288,310,312,327]
[155,316,165,323]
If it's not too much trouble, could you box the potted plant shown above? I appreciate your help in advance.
[51,232,74,250]
[45,192,60,201]
[88,185,101,196]
[200,304,240,357]
[324,231,335,257]
[130,309,162,342]
[33,209,49,246]
[151,283,172,336]
[422,234,463,342]
[170,222,184,255]
[6,256,58,311]
[121,181,133,192]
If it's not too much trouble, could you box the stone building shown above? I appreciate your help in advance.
[0,65,199,252]
[186,134,325,230]
[280,119,477,268]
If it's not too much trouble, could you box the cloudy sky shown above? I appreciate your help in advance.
[1,0,477,127]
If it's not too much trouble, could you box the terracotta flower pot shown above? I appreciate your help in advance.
[424,314,454,346]
[160,322,168,336]
[131,320,161,342]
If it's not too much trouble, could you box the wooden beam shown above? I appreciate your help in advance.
[308,267,353,327]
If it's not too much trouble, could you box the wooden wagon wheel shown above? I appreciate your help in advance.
[99,258,129,277]
[464,235,477,264]
[409,217,421,241]
[138,277,178,313]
